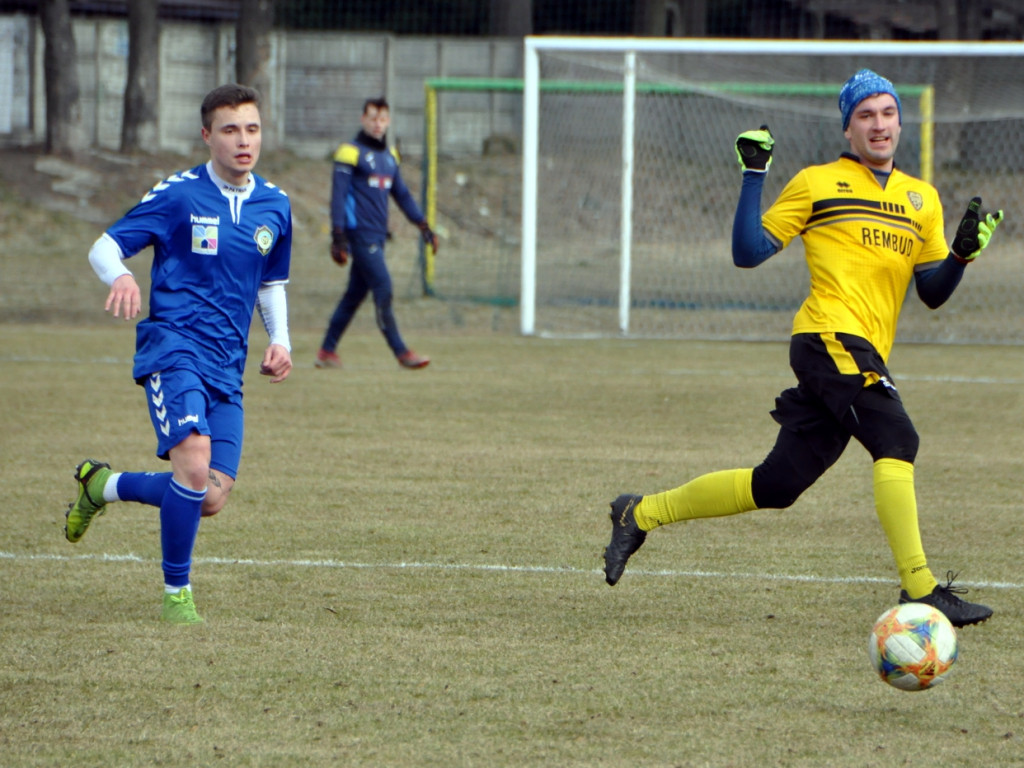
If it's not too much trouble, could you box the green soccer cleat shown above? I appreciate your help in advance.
[161,588,204,625]
[64,459,113,543]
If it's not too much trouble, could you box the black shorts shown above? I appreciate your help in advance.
[779,332,900,425]
[751,333,919,508]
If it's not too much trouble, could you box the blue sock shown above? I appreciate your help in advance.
[160,480,206,589]
[116,471,173,507]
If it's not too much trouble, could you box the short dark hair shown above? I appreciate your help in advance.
[363,96,389,114]
[201,84,261,129]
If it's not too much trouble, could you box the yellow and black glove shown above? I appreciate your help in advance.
[951,197,1003,263]
[735,125,774,173]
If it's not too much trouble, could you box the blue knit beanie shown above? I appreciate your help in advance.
[839,69,902,130]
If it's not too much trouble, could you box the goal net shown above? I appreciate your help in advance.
[520,38,1024,343]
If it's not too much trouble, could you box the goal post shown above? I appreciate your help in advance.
[520,37,1024,344]
[423,73,933,309]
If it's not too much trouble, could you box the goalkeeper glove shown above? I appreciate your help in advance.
[951,197,1003,263]
[330,227,349,266]
[735,125,774,173]
[418,221,439,254]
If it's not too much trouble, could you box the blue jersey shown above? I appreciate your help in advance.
[106,162,292,394]
[330,131,424,241]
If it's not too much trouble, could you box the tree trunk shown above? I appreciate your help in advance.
[121,0,160,153]
[679,0,708,37]
[236,0,276,147]
[236,0,274,90]
[489,0,532,36]
[936,0,959,39]
[633,0,667,36]
[38,0,84,155]
[934,0,978,168]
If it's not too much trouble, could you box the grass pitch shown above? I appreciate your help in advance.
[2,326,1023,767]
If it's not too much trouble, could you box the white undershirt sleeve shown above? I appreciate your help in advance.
[87,233,132,286]
[256,281,291,352]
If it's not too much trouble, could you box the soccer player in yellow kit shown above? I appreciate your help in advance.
[602,69,1003,627]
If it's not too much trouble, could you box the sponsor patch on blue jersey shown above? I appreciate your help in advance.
[192,224,218,254]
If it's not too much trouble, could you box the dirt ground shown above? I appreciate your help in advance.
[0,144,331,229]
[0,143,526,335]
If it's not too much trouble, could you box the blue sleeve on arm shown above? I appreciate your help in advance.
[914,255,966,309]
[390,168,425,224]
[732,172,778,268]
[330,163,353,229]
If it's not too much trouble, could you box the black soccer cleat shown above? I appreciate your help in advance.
[603,494,646,586]
[899,571,993,628]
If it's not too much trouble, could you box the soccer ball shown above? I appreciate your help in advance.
[868,602,958,691]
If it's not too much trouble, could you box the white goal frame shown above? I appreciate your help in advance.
[520,36,1024,337]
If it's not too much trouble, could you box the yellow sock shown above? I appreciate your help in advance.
[634,469,757,531]
[873,458,937,598]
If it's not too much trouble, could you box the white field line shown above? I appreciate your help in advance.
[5,353,1024,386]
[1,550,1020,591]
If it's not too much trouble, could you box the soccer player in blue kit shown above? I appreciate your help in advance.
[315,96,438,370]
[64,84,293,624]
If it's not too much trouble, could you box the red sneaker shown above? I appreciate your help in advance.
[397,350,430,369]
[315,349,341,369]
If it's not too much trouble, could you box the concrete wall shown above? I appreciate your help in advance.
[0,13,523,158]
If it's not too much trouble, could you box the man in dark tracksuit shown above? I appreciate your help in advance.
[316,96,438,370]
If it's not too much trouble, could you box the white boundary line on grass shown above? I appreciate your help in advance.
[6,354,1024,387]
[1,550,1020,591]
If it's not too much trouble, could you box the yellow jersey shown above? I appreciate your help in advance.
[762,155,948,362]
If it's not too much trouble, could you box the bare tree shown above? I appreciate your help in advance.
[39,0,84,155]
[633,0,667,36]
[121,0,160,153]
[936,0,983,40]
[489,0,532,36]
[679,0,707,37]
[236,0,276,146]
[633,0,706,36]
[935,0,979,167]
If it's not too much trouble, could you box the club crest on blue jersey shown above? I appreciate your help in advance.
[253,225,274,255]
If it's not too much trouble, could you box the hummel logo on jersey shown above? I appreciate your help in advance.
[149,373,171,436]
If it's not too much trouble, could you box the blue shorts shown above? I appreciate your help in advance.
[141,369,245,479]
